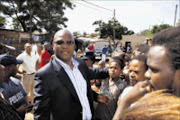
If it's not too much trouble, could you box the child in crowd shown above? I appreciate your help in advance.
[94,56,127,120]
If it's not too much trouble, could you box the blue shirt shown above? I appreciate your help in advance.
[102,47,108,54]
[5,39,12,46]
[0,77,27,108]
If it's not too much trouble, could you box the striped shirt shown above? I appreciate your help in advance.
[56,57,92,120]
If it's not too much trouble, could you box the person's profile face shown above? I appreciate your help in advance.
[145,46,174,90]
[53,31,74,64]
[129,60,146,86]
[44,43,50,50]
[84,59,93,68]
[8,64,18,77]
[38,46,42,51]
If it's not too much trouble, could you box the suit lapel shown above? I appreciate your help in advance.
[52,58,80,103]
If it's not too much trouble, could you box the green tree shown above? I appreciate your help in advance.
[0,16,5,28]
[126,30,134,35]
[11,17,23,31]
[140,29,153,36]
[151,24,171,34]
[0,0,74,39]
[83,32,87,37]
[73,31,80,36]
[93,19,134,40]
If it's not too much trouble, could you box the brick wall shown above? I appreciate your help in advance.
[0,29,30,56]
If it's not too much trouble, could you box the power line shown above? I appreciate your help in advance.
[71,0,116,42]
[81,0,113,12]
[73,1,105,13]
[72,1,113,16]
[79,0,116,42]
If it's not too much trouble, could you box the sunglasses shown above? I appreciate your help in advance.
[53,40,74,46]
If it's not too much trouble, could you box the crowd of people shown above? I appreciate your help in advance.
[0,26,179,120]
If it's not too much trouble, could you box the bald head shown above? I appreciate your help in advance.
[52,29,75,65]
[53,29,74,42]
[43,42,50,51]
[24,43,31,48]
[24,43,32,54]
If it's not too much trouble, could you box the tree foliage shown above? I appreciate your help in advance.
[0,0,73,35]
[151,24,172,34]
[140,29,153,37]
[0,15,5,28]
[140,24,172,36]
[73,31,80,36]
[11,17,23,31]
[93,19,134,40]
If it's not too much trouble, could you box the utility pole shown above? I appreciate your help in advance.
[174,4,178,26]
[113,9,116,46]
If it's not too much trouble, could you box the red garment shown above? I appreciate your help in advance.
[40,50,51,68]
[89,44,94,51]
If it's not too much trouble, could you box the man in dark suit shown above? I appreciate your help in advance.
[34,29,109,120]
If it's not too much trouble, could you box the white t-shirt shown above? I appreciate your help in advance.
[17,52,38,74]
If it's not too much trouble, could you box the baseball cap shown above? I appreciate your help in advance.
[0,54,23,66]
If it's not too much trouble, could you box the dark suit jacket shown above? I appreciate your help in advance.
[34,57,108,120]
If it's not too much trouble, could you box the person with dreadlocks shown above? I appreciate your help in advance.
[113,26,180,120]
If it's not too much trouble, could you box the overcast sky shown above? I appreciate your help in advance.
[64,0,180,34]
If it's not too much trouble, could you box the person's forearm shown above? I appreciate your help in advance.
[4,44,16,51]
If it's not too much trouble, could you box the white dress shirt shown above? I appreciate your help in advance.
[56,57,92,120]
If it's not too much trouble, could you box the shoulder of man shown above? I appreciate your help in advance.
[9,77,20,86]
[16,52,25,59]
[41,50,46,54]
